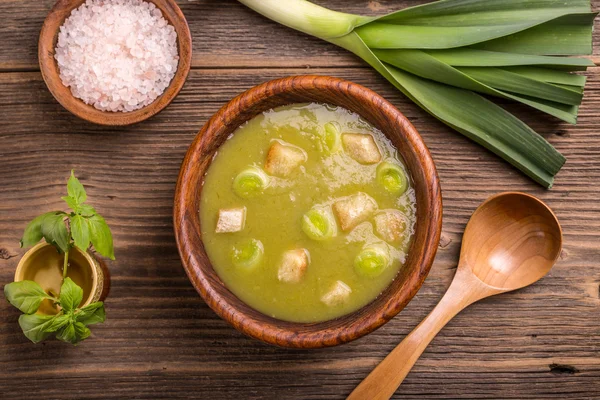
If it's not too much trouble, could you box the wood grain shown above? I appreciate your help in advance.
[38,0,192,125]
[174,75,442,348]
[0,0,599,398]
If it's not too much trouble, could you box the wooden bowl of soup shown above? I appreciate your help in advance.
[174,76,442,348]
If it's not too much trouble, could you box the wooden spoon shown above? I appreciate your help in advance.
[348,192,563,400]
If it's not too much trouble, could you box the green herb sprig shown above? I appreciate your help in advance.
[4,171,113,344]
[5,278,106,344]
[20,170,114,261]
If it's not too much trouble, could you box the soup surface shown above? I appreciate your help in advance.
[200,103,416,322]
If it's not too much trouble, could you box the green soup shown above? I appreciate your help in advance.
[200,103,416,323]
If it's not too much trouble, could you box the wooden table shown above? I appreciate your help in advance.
[1,1,599,398]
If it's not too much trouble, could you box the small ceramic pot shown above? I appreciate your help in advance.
[14,243,110,314]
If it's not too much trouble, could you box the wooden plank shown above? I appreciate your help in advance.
[1,0,599,70]
[0,66,599,399]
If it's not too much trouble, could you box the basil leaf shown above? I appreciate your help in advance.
[18,314,55,343]
[20,212,57,248]
[56,321,90,345]
[44,313,71,333]
[73,322,91,343]
[41,212,69,253]
[61,195,79,212]
[70,214,90,252]
[78,204,96,217]
[88,214,115,260]
[76,302,106,325]
[56,322,77,344]
[67,170,87,205]
[59,278,83,312]
[4,280,52,314]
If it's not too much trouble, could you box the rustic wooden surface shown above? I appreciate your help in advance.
[0,0,598,399]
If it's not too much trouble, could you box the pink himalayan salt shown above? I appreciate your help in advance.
[55,0,179,112]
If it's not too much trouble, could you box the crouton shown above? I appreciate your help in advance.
[321,280,352,307]
[277,248,310,283]
[342,133,381,164]
[374,210,407,245]
[264,141,307,177]
[215,207,246,233]
[332,192,378,232]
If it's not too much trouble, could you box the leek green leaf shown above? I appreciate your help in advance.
[498,93,579,124]
[375,49,578,123]
[457,67,582,105]
[501,66,587,86]
[472,13,597,55]
[550,84,584,95]
[356,1,593,49]
[377,0,591,25]
[460,67,583,105]
[426,49,594,70]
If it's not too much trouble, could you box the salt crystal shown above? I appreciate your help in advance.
[54,0,179,113]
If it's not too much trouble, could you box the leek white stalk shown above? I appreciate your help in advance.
[238,0,372,39]
[238,0,597,188]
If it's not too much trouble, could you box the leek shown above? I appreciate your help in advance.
[233,167,270,199]
[354,247,390,278]
[376,162,408,195]
[238,0,597,188]
[321,122,342,154]
[302,208,336,240]
[231,239,264,269]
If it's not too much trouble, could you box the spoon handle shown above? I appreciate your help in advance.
[347,267,493,400]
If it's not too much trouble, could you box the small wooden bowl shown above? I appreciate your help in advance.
[174,76,442,348]
[39,0,192,126]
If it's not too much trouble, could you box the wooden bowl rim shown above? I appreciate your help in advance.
[38,0,192,126]
[174,75,442,348]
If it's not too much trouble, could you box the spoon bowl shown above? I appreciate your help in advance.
[462,192,562,291]
[349,192,563,400]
